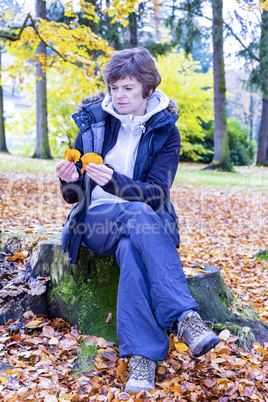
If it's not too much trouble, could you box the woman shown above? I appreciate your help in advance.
[56,47,220,394]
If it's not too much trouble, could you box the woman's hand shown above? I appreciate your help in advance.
[85,163,113,186]
[56,160,79,182]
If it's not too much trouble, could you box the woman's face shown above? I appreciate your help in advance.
[110,76,148,116]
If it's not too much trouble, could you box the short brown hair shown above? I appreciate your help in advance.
[103,47,161,99]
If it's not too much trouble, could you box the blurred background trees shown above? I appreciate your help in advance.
[0,0,267,167]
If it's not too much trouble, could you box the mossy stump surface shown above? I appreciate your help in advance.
[1,232,268,349]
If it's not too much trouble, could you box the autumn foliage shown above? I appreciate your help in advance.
[0,312,268,400]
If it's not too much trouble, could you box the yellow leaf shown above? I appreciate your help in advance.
[175,343,189,352]
[26,320,43,327]
[5,370,20,375]
[197,268,212,274]
[217,378,231,385]
[0,376,8,384]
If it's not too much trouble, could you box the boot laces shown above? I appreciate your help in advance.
[129,356,155,382]
[177,312,209,338]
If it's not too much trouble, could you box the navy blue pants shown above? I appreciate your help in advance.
[82,201,199,361]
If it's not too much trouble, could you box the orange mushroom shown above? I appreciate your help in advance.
[81,152,103,173]
[64,149,81,164]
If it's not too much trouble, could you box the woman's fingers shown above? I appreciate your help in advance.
[56,161,79,182]
[85,163,113,186]
[56,160,67,173]
[56,161,72,178]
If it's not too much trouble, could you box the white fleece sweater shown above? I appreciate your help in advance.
[88,89,169,210]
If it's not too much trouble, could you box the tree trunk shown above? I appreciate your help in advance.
[32,0,52,160]
[154,2,161,42]
[249,92,253,141]
[256,10,268,166]
[128,12,138,47]
[0,48,8,153]
[210,0,232,171]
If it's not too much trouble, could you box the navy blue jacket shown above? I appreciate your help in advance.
[60,97,181,264]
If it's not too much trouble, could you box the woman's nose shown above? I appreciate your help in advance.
[117,89,125,98]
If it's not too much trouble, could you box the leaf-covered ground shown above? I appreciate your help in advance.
[0,167,268,401]
[0,313,268,401]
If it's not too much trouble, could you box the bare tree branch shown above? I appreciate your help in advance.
[0,12,31,41]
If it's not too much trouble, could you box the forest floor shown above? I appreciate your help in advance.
[0,155,267,401]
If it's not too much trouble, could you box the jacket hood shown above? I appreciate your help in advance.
[101,89,170,127]
[76,90,178,115]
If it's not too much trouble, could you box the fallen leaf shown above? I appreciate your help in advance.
[26,320,43,327]
[219,329,231,341]
[6,252,26,262]
[0,377,8,384]
[175,343,189,352]
[106,313,113,323]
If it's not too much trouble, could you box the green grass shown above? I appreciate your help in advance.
[256,250,268,261]
[0,152,60,174]
[176,162,268,191]
[0,152,267,191]
[70,341,98,378]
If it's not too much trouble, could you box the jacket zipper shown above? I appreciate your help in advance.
[130,114,134,130]
[123,115,135,174]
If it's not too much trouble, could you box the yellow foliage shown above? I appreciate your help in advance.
[238,0,268,11]
[157,49,213,161]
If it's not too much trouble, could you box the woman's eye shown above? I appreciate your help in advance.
[126,88,132,91]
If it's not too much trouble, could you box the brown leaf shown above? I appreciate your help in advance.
[42,325,55,338]
[7,252,27,262]
[106,313,113,323]
[97,337,108,348]
[116,361,128,380]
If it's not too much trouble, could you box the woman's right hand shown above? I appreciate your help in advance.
[56,160,79,182]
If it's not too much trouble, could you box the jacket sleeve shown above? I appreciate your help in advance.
[101,126,180,210]
[60,131,85,204]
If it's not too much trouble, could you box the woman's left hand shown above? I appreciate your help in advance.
[85,163,113,186]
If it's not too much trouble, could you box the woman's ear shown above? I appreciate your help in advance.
[148,89,153,99]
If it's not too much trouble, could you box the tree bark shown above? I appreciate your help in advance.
[256,10,268,166]
[210,0,232,171]
[154,2,161,42]
[0,47,8,153]
[249,92,253,141]
[128,12,138,47]
[32,0,52,159]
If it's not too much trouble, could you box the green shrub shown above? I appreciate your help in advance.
[200,117,256,166]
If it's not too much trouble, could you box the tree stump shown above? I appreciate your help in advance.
[1,231,268,350]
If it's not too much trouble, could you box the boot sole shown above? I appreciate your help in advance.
[192,335,221,357]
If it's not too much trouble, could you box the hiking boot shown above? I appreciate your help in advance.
[177,311,220,357]
[124,355,156,394]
